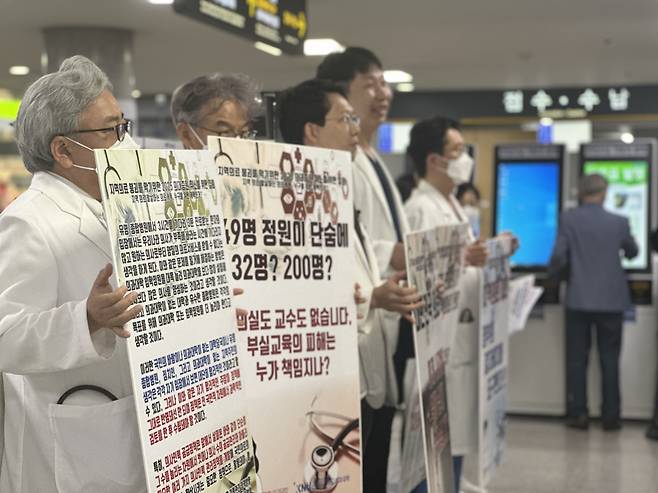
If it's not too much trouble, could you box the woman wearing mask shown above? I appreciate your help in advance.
[456,182,482,239]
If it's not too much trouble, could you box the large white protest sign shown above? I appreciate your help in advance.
[478,237,511,486]
[404,224,470,493]
[97,148,256,493]
[207,137,361,493]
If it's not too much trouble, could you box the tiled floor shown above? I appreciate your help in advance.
[468,417,658,493]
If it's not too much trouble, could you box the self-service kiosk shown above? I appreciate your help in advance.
[498,141,657,418]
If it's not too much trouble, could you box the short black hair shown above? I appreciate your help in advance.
[278,78,347,145]
[456,182,480,202]
[316,47,383,86]
[407,116,461,177]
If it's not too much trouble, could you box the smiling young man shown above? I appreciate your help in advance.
[317,48,412,492]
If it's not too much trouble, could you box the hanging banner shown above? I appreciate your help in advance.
[478,237,511,486]
[404,223,470,493]
[96,148,256,493]
[206,137,361,493]
[174,0,307,55]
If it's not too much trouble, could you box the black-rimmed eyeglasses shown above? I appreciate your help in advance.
[194,124,257,140]
[69,120,133,142]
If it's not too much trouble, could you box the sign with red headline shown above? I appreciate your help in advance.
[207,137,361,493]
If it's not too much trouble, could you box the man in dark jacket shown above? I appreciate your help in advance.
[549,173,638,430]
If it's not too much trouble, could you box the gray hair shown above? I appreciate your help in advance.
[579,173,608,198]
[170,73,263,126]
[15,55,112,173]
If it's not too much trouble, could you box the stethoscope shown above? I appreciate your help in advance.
[304,396,360,492]
[57,385,118,405]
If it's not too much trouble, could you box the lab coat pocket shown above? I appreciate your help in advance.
[450,312,478,366]
[48,395,146,493]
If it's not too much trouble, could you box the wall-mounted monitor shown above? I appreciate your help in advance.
[580,141,655,274]
[493,144,564,271]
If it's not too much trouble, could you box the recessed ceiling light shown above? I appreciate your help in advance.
[620,132,634,144]
[254,42,282,57]
[303,39,344,56]
[131,89,142,99]
[383,70,413,84]
[147,0,174,4]
[9,66,30,76]
[396,83,415,93]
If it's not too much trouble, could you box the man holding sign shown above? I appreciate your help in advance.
[404,117,517,492]
[0,56,144,491]
[277,78,425,477]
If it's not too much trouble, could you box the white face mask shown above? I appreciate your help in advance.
[64,134,141,172]
[188,124,208,150]
[445,152,474,186]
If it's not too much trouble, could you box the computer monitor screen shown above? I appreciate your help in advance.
[582,160,649,271]
[495,161,561,269]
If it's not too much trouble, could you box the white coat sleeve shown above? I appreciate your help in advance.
[370,240,396,276]
[404,198,434,233]
[0,373,4,467]
[353,163,397,275]
[0,215,116,374]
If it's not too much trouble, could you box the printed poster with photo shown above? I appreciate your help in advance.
[96,148,256,493]
[207,137,362,493]
[404,223,469,493]
[478,237,511,486]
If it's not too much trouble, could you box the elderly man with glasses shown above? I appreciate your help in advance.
[170,72,262,149]
[0,55,146,492]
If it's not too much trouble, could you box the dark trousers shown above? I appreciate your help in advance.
[565,309,623,420]
[362,402,395,493]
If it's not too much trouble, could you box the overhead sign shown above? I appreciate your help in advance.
[502,87,630,115]
[173,0,307,55]
[389,85,658,120]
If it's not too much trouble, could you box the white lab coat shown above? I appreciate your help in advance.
[404,179,480,456]
[0,374,3,470]
[0,172,145,492]
[352,147,409,404]
[354,221,398,409]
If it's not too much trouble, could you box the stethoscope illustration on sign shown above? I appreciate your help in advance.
[303,396,360,492]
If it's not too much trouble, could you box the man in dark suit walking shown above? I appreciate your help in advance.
[549,173,638,430]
